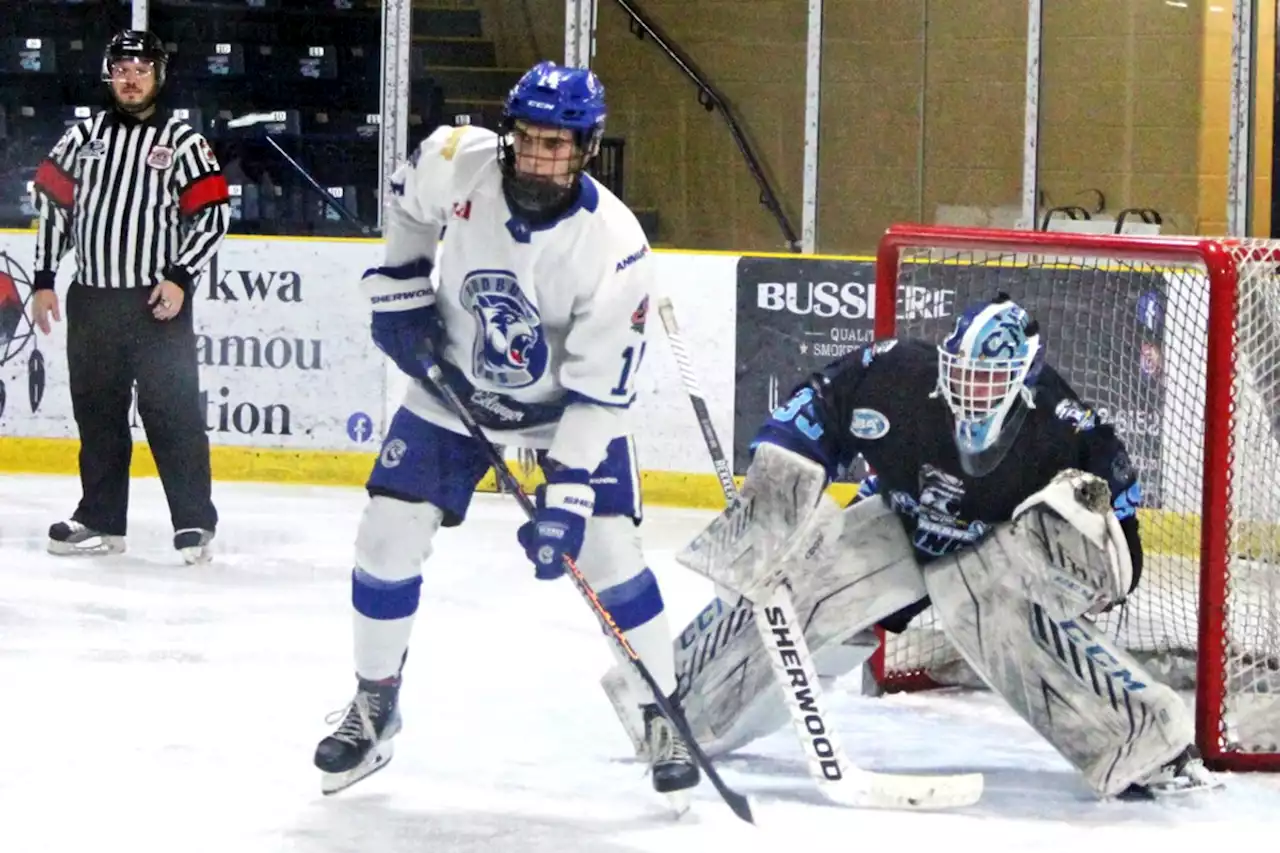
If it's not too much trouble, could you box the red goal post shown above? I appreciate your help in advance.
[869,224,1280,772]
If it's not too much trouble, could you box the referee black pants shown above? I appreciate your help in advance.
[65,283,217,537]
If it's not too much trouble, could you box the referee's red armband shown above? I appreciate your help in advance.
[178,173,230,217]
[33,160,74,209]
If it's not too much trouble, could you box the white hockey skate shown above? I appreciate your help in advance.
[1118,746,1223,800]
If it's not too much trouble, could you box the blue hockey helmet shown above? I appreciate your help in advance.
[498,61,607,216]
[936,294,1044,476]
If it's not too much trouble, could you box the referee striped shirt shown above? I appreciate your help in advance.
[31,108,230,292]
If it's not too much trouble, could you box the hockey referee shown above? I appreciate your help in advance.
[29,30,229,564]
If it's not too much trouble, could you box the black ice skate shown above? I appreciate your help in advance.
[1118,745,1222,800]
[47,520,125,556]
[643,703,700,795]
[174,528,214,565]
[315,675,403,795]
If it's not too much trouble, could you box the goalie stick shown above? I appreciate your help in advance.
[417,345,755,826]
[656,297,984,810]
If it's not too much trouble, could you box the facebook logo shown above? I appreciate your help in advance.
[347,412,374,443]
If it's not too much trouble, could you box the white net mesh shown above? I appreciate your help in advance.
[876,236,1280,763]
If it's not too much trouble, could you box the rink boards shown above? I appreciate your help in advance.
[0,229,1236,559]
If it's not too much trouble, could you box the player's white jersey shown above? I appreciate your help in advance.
[361,124,655,469]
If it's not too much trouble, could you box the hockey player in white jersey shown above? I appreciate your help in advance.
[653,295,1218,800]
[314,62,700,799]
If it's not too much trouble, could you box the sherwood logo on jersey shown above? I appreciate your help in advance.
[755,280,956,320]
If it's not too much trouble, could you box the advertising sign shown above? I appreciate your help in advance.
[0,232,387,453]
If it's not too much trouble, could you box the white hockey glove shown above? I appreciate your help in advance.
[1007,469,1133,620]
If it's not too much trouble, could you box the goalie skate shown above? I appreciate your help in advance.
[315,676,402,795]
[1118,746,1223,800]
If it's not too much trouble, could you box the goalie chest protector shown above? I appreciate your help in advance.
[811,339,1138,563]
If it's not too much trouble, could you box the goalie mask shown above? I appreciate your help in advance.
[936,295,1044,477]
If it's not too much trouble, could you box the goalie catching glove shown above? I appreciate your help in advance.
[1007,469,1134,620]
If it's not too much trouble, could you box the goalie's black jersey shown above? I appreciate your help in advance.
[752,338,1143,585]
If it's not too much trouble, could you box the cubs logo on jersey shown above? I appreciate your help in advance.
[458,269,548,388]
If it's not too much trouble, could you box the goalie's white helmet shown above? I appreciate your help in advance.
[936,295,1044,476]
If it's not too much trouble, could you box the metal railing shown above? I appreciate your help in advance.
[608,0,799,251]
[590,137,625,199]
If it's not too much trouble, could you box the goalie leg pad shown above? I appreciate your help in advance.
[1009,469,1133,619]
[676,442,830,600]
[923,531,1193,798]
[352,496,443,680]
[663,497,925,755]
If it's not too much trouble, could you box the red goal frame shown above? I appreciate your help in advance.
[869,223,1276,772]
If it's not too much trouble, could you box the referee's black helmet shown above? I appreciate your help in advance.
[101,30,169,86]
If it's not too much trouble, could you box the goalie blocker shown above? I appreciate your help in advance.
[605,296,1219,800]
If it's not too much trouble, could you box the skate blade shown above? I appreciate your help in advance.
[1118,775,1225,801]
[180,547,212,565]
[48,537,126,557]
[1156,777,1226,798]
[320,741,395,795]
[664,791,691,818]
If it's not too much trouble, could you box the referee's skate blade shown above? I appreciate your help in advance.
[47,537,126,557]
[320,741,395,795]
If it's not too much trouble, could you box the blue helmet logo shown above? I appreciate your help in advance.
[499,62,607,215]
[504,61,607,138]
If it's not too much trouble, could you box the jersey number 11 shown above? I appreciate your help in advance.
[611,343,647,397]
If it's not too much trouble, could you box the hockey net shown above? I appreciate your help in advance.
[871,224,1280,771]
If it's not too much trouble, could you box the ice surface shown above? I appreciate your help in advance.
[3,473,1279,852]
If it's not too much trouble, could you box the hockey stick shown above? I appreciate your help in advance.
[265,136,376,237]
[417,349,754,825]
[656,296,984,810]
[224,112,376,237]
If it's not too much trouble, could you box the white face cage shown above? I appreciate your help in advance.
[936,346,1038,454]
